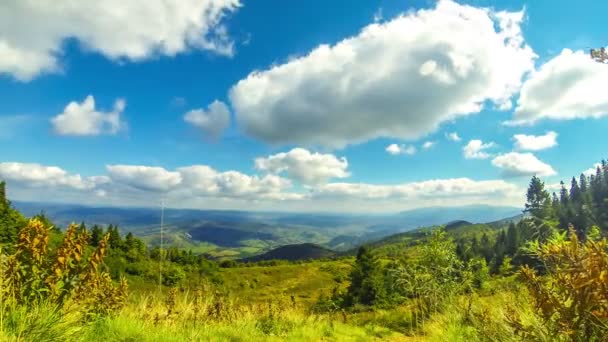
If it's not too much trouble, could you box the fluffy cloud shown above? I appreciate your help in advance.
[107,165,183,192]
[422,141,436,149]
[254,148,349,185]
[446,132,461,142]
[583,163,602,177]
[513,131,558,151]
[184,100,231,139]
[0,0,241,81]
[230,0,535,147]
[106,164,299,200]
[313,178,519,200]
[491,152,556,177]
[0,160,526,212]
[511,49,608,125]
[0,162,106,190]
[386,144,416,156]
[178,166,297,199]
[463,140,495,159]
[51,96,126,136]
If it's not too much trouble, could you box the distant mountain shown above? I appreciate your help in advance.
[242,243,336,262]
[12,201,522,259]
[396,205,521,227]
[445,220,473,231]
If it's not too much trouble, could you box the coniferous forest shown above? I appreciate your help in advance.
[1,161,608,341]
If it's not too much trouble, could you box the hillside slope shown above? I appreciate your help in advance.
[242,243,337,262]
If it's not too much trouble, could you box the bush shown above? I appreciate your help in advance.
[509,227,608,340]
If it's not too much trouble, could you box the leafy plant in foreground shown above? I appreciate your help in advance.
[508,227,608,341]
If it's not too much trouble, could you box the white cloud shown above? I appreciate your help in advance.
[51,96,126,136]
[0,162,106,190]
[463,139,495,159]
[583,163,602,177]
[0,160,526,212]
[492,152,556,177]
[313,178,519,200]
[178,166,297,199]
[0,0,241,81]
[510,49,608,125]
[106,164,299,200]
[107,165,182,192]
[184,100,231,139]
[446,132,461,142]
[254,148,349,185]
[422,141,436,149]
[230,0,536,148]
[513,131,558,151]
[386,144,416,156]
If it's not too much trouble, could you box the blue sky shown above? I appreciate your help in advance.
[0,0,607,212]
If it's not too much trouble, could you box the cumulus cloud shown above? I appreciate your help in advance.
[184,100,231,139]
[583,163,602,177]
[463,140,495,159]
[491,152,556,177]
[0,159,526,212]
[386,144,416,156]
[178,166,297,199]
[0,162,106,190]
[107,165,183,192]
[313,178,519,200]
[513,131,558,151]
[230,0,535,148]
[422,141,436,149]
[0,0,241,81]
[51,96,126,136]
[254,148,349,185]
[510,49,608,125]
[446,132,461,142]
[105,163,301,200]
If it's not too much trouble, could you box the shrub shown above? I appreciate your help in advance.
[509,227,608,340]
[1,219,128,319]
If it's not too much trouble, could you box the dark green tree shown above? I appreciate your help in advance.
[346,246,385,306]
[0,181,26,247]
[90,224,103,247]
[107,224,123,249]
[525,176,552,220]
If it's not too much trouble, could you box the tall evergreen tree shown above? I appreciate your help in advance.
[506,222,520,255]
[107,224,122,249]
[0,181,26,247]
[346,246,385,306]
[525,176,552,220]
[90,224,103,247]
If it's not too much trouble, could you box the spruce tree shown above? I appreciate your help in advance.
[91,224,103,246]
[346,246,385,306]
[0,181,26,246]
[525,176,552,220]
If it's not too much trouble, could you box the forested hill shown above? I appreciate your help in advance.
[241,243,336,262]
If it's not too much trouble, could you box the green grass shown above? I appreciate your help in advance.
[217,260,352,305]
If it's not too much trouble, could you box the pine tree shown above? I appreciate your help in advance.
[525,176,552,220]
[0,181,7,211]
[506,222,520,255]
[0,181,26,246]
[91,224,103,246]
[346,246,385,306]
[570,177,582,205]
[107,224,122,249]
